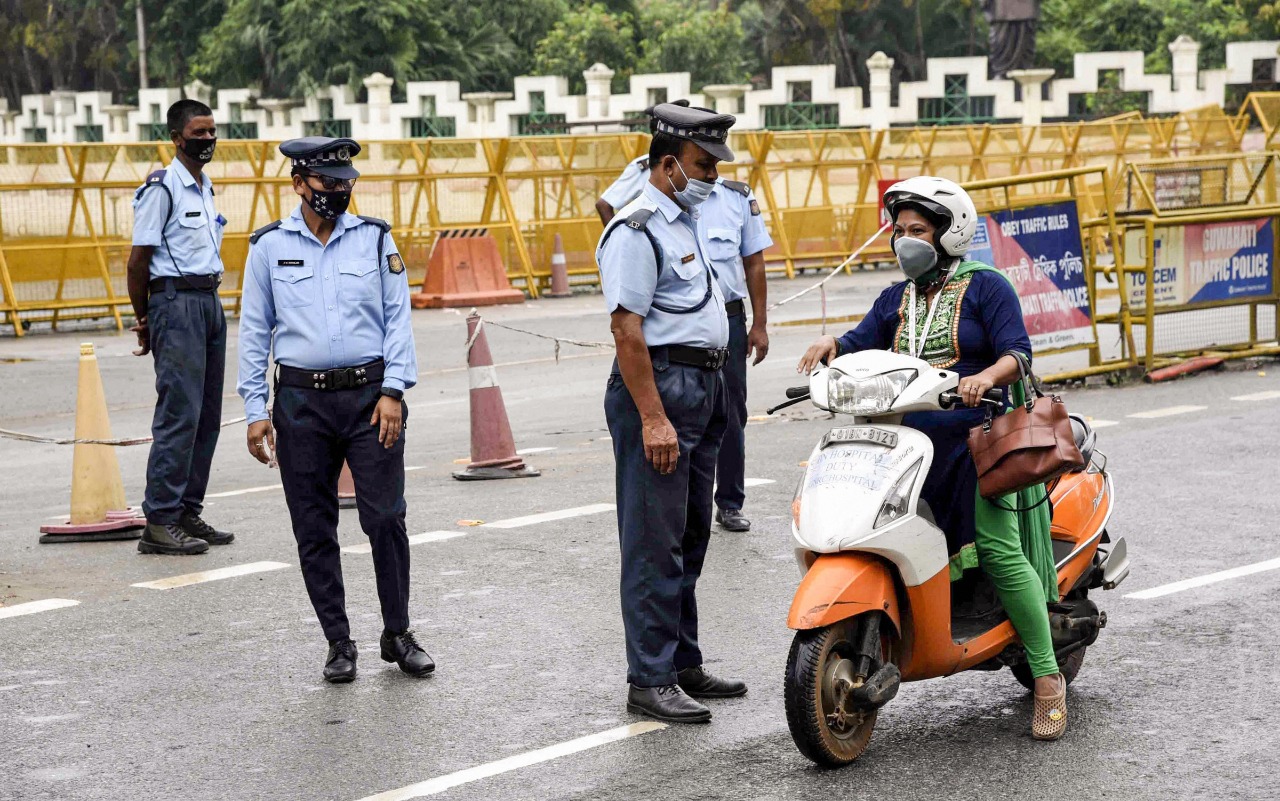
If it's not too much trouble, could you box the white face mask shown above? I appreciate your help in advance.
[669,158,714,208]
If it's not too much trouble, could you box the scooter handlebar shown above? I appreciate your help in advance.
[785,385,810,399]
[939,388,1005,409]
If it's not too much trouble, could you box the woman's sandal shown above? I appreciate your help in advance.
[1031,673,1068,741]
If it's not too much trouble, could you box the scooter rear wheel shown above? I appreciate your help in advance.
[784,616,884,767]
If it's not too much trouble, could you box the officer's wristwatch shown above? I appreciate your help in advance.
[379,387,404,401]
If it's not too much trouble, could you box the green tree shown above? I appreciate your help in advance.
[139,0,227,90]
[636,1,751,88]
[533,3,638,93]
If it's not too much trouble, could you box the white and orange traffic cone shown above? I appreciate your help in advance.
[338,461,357,509]
[453,311,540,481]
[546,233,572,298]
[39,343,146,543]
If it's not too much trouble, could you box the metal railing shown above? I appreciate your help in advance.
[302,119,352,138]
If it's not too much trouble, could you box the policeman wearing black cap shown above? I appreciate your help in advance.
[597,103,748,723]
[595,99,691,226]
[237,136,433,683]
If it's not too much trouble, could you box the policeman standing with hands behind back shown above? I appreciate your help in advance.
[599,104,748,724]
[237,137,433,684]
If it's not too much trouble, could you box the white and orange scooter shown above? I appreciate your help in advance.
[769,349,1130,766]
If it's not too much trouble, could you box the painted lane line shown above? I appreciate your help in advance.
[206,483,282,499]
[516,447,557,455]
[1231,390,1280,402]
[355,722,666,801]
[131,561,292,590]
[0,599,79,620]
[1125,556,1280,600]
[1087,419,1120,428]
[342,531,464,555]
[744,478,776,488]
[1126,405,1207,419]
[482,503,616,530]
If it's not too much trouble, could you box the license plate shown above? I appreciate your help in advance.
[821,426,898,449]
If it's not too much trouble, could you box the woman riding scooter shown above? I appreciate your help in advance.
[796,176,1069,740]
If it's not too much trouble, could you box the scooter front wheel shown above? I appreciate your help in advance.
[784,615,886,767]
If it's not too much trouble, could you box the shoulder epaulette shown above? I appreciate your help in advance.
[134,169,167,201]
[625,207,656,231]
[249,220,283,245]
[638,157,650,171]
[357,215,392,232]
[721,179,751,197]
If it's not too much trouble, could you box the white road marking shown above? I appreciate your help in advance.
[1125,556,1280,600]
[1087,419,1120,428]
[1127,405,1207,419]
[355,722,666,801]
[0,599,79,620]
[744,478,776,487]
[342,531,464,555]
[1231,390,1280,402]
[406,466,428,472]
[516,447,557,455]
[482,503,616,530]
[205,483,282,499]
[131,561,291,590]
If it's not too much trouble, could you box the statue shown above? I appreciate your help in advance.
[984,0,1040,78]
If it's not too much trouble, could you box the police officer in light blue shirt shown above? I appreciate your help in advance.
[126,99,233,556]
[237,136,433,684]
[699,175,774,533]
[599,103,747,725]
[595,100,690,226]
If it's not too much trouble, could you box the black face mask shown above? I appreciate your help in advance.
[180,136,217,163]
[304,185,352,221]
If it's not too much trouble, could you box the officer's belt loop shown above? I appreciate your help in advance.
[164,278,176,300]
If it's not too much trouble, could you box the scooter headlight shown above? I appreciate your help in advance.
[874,459,923,529]
[827,369,917,415]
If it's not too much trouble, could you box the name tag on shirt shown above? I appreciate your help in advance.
[277,259,304,266]
[184,211,202,218]
[681,254,696,264]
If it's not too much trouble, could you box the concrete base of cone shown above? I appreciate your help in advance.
[453,464,541,481]
[39,508,145,543]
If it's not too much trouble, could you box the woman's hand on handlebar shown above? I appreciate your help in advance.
[796,335,838,375]
[958,371,997,408]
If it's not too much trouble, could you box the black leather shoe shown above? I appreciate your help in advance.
[380,630,435,676]
[715,508,751,532]
[324,639,358,683]
[627,684,712,723]
[180,511,235,545]
[137,523,209,555]
[677,666,748,698]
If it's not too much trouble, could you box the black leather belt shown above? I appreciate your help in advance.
[149,274,221,294]
[725,299,745,317]
[278,359,385,391]
[651,345,729,371]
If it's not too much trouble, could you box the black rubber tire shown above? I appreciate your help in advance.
[784,617,880,767]
[1011,646,1086,691]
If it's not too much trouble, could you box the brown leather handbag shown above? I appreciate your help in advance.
[967,352,1085,502]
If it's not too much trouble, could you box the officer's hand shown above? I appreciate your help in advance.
[642,415,679,475]
[797,335,838,374]
[371,395,404,449]
[247,420,275,465]
[131,317,150,357]
[748,323,770,366]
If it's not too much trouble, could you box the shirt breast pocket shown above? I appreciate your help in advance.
[272,264,315,308]
[707,227,741,269]
[176,212,209,248]
[338,259,379,301]
[668,255,702,282]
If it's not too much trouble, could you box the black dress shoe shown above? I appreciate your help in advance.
[137,523,209,555]
[677,666,748,698]
[324,639,358,683]
[180,511,235,545]
[380,630,435,676]
[715,508,751,532]
[627,684,712,723]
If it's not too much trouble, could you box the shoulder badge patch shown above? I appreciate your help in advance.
[388,253,405,274]
[749,199,761,216]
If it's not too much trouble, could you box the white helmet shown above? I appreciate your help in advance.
[882,176,978,258]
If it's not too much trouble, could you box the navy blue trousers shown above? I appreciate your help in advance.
[605,354,726,687]
[273,383,410,643]
[143,287,225,525]
[714,312,748,512]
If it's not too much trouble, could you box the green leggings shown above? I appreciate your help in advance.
[973,495,1060,679]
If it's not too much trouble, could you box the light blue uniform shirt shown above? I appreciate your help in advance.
[699,179,774,303]
[131,158,225,278]
[600,155,650,211]
[237,206,418,424]
[597,182,728,349]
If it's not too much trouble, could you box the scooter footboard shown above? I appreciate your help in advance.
[788,552,901,632]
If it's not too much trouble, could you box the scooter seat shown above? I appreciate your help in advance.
[1068,414,1096,469]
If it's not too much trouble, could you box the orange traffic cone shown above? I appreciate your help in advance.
[546,233,572,298]
[338,461,357,509]
[453,311,540,481]
[39,343,146,543]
